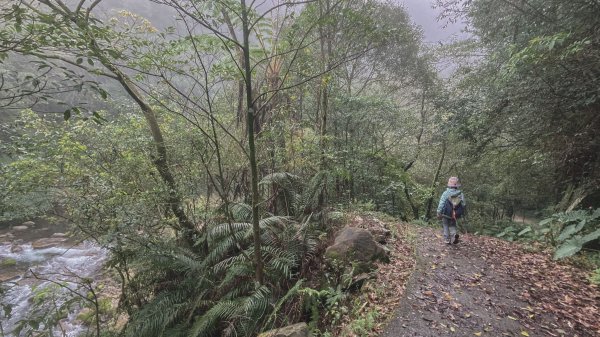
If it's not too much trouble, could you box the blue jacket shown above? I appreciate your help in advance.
[437,188,465,215]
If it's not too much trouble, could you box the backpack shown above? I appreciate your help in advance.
[443,193,465,219]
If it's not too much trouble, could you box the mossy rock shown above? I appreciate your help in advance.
[0,258,17,267]
[325,226,388,264]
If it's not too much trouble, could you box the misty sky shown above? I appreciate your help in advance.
[400,0,467,43]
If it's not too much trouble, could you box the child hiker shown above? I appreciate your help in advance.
[436,176,466,244]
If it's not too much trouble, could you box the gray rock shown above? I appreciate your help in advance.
[12,225,29,231]
[10,244,24,253]
[32,237,68,249]
[22,221,36,227]
[51,232,68,238]
[325,226,388,264]
[0,271,21,283]
[259,322,311,337]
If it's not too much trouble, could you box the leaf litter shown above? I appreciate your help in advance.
[371,226,600,337]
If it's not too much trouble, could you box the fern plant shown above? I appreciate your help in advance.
[123,222,319,336]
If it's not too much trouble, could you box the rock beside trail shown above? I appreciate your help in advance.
[31,237,68,249]
[22,221,36,227]
[325,226,388,264]
[51,232,68,238]
[259,322,311,337]
[369,227,392,244]
[12,225,29,231]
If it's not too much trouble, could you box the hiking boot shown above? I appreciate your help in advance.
[453,234,460,244]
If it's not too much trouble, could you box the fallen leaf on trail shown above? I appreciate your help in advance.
[450,326,455,332]
[521,331,529,336]
[508,315,518,320]
[474,333,482,336]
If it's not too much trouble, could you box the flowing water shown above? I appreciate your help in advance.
[0,221,108,337]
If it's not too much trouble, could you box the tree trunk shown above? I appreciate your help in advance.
[425,141,447,220]
[50,1,195,244]
[241,0,264,286]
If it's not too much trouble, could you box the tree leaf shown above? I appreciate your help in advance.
[517,226,532,236]
[553,239,582,260]
[581,228,600,244]
[557,220,585,242]
[591,208,600,220]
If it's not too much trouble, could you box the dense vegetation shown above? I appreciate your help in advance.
[1,0,598,336]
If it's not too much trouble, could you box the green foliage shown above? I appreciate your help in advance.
[442,0,600,217]
[487,209,600,261]
[347,307,379,335]
[0,0,436,335]
[589,269,600,285]
[548,209,600,260]
[299,285,347,332]
[12,283,88,337]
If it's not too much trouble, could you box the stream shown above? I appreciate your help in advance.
[0,220,108,337]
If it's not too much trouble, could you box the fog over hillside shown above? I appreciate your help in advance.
[1,0,462,125]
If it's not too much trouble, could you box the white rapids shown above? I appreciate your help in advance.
[0,239,108,337]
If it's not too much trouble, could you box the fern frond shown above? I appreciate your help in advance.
[125,289,189,337]
[264,279,304,329]
[259,215,292,230]
[296,170,330,213]
[260,172,302,192]
[207,222,251,242]
[188,300,238,337]
[205,235,243,266]
[213,250,251,273]
[228,202,252,222]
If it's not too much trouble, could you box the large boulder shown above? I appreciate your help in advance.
[369,227,391,244]
[259,322,311,337]
[325,226,388,264]
[22,221,36,227]
[12,225,29,231]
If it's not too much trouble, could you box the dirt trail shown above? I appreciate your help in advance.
[380,227,599,337]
